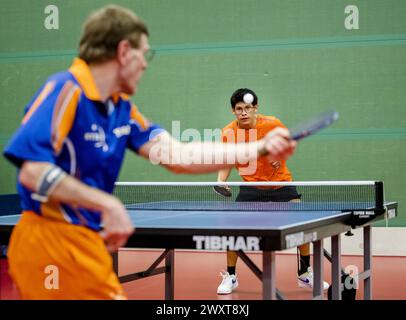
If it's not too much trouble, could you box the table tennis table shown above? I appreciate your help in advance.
[0,199,398,300]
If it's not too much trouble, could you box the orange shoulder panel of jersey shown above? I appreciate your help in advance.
[112,93,130,104]
[69,58,101,101]
[22,81,56,125]
[130,104,150,130]
[51,81,81,155]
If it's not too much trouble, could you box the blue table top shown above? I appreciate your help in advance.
[0,201,396,250]
[0,200,359,231]
[126,208,351,231]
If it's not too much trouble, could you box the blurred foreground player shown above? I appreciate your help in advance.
[3,6,296,299]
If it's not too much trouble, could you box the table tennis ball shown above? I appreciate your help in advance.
[243,93,254,104]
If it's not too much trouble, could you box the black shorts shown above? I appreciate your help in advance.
[236,185,301,202]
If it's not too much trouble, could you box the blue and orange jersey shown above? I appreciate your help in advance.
[3,58,164,231]
[222,114,293,182]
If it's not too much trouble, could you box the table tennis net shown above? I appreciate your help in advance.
[113,182,384,212]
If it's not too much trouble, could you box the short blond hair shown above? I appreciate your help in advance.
[78,5,149,64]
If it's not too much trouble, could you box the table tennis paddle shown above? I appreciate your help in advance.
[213,185,232,197]
[289,110,339,141]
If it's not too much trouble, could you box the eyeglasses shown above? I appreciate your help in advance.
[234,105,255,115]
[133,48,156,63]
[144,49,155,62]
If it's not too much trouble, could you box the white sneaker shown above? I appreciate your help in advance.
[217,271,239,294]
[298,267,329,290]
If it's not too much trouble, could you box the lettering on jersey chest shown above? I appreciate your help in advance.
[83,123,131,152]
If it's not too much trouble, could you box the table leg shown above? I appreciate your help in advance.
[165,249,175,300]
[364,226,372,300]
[331,234,341,300]
[262,250,276,300]
[313,240,324,299]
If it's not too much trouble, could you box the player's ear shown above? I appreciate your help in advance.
[117,39,131,65]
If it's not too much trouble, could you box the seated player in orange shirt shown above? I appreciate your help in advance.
[216,88,329,295]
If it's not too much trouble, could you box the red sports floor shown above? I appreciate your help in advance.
[1,250,405,300]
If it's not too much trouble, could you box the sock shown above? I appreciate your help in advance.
[298,255,310,275]
[227,266,236,275]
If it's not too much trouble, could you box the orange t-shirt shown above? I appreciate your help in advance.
[222,114,293,182]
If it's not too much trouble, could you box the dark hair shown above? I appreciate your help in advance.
[230,88,258,108]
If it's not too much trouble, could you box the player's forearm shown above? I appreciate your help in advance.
[19,161,118,212]
[154,140,264,174]
[141,129,294,174]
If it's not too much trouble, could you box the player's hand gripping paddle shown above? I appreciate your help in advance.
[289,110,339,141]
[213,185,232,197]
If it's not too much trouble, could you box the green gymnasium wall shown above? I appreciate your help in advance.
[0,0,405,225]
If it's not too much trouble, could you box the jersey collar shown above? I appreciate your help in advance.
[69,58,126,103]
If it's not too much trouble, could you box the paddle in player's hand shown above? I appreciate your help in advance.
[213,185,232,198]
[289,110,339,141]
